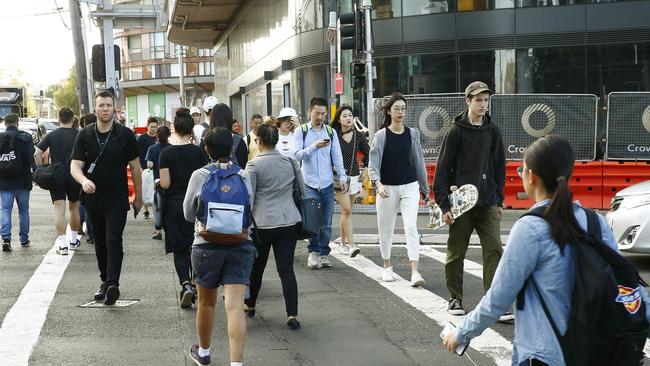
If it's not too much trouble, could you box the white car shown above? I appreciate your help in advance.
[606,180,650,253]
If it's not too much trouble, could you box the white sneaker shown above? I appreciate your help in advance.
[55,236,68,256]
[349,244,360,258]
[319,255,332,268]
[410,271,425,287]
[57,246,69,255]
[307,252,320,269]
[381,266,395,282]
[498,312,515,322]
[69,239,81,251]
[340,244,350,255]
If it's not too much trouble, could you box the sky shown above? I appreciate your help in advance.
[0,1,101,91]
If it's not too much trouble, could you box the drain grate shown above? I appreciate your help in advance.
[79,299,140,308]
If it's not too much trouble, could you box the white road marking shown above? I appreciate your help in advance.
[354,233,509,244]
[331,250,513,366]
[0,244,74,365]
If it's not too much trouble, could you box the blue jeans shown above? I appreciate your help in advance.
[0,190,30,243]
[79,203,93,238]
[305,184,334,256]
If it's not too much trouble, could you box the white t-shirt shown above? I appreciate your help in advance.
[276,131,296,158]
[192,121,208,145]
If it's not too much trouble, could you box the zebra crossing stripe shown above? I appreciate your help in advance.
[0,245,74,365]
[330,250,513,366]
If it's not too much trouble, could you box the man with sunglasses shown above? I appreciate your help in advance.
[433,81,507,319]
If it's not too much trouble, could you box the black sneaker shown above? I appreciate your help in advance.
[287,318,301,330]
[20,241,30,248]
[180,283,194,309]
[2,239,11,252]
[447,298,466,315]
[93,282,108,301]
[143,211,150,219]
[152,232,162,240]
[86,236,94,245]
[104,285,120,305]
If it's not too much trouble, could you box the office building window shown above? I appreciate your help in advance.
[374,56,403,98]
[171,63,180,77]
[516,46,585,93]
[283,83,291,107]
[458,0,514,11]
[372,0,401,18]
[404,0,454,15]
[186,63,199,76]
[517,0,584,7]
[149,32,165,59]
[199,62,214,75]
[405,54,456,94]
[128,35,142,62]
[587,42,650,99]
[460,50,515,93]
[129,66,143,80]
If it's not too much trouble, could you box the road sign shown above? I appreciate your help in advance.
[335,73,343,95]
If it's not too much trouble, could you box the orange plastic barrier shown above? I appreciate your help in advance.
[134,127,146,135]
[127,167,135,203]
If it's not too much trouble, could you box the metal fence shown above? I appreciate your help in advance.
[490,94,598,161]
[606,92,650,161]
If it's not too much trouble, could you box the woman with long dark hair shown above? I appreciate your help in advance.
[368,92,429,286]
[443,135,650,365]
[244,124,304,329]
[330,105,369,257]
[204,103,248,167]
[146,125,171,240]
[159,108,209,308]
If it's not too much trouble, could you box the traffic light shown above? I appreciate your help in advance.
[92,44,121,82]
[339,10,364,55]
[351,62,366,90]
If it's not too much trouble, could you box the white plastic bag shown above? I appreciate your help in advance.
[142,169,155,207]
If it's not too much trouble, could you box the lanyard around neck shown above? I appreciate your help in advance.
[93,123,115,164]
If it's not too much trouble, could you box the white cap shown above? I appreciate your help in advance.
[202,96,219,112]
[277,107,298,119]
[189,106,201,115]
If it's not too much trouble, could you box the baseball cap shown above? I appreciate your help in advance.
[190,106,201,115]
[464,81,494,98]
[277,107,298,119]
[202,96,219,112]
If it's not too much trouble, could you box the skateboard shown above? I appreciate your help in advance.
[428,184,479,230]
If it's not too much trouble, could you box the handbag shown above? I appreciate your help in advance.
[33,162,64,191]
[289,158,323,240]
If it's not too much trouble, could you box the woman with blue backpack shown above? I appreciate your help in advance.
[443,135,650,366]
[183,127,255,366]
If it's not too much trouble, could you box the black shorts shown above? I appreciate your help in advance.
[191,243,256,289]
[50,173,81,202]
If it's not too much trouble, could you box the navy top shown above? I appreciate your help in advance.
[379,127,416,186]
[145,142,170,180]
[0,126,36,191]
[137,133,156,169]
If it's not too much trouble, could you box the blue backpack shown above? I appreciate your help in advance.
[197,164,251,245]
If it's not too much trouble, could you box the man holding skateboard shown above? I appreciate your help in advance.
[433,81,507,318]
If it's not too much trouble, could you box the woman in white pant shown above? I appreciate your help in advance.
[368,92,430,287]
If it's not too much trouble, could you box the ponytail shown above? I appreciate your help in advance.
[544,176,585,253]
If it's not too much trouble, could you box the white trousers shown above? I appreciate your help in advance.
[376,181,420,262]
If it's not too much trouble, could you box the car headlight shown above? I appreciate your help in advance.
[619,194,650,209]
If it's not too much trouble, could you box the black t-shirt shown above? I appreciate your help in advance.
[37,127,79,165]
[159,144,209,198]
[380,127,417,186]
[71,122,139,209]
[137,133,157,169]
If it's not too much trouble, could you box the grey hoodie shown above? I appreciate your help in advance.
[368,127,429,195]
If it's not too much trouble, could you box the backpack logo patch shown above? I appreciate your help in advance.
[0,151,16,161]
[220,184,231,193]
[616,285,642,314]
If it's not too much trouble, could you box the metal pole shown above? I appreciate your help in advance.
[80,6,94,112]
[328,11,337,119]
[70,0,90,115]
[101,0,117,97]
[178,44,186,107]
[361,0,374,139]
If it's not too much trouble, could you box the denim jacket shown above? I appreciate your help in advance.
[456,199,650,366]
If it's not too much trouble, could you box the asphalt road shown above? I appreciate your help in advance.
[1,190,649,366]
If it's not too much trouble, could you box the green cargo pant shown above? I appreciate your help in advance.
[445,205,503,300]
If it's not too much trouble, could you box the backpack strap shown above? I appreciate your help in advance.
[515,205,547,311]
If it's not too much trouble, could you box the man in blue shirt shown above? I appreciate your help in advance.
[294,97,347,269]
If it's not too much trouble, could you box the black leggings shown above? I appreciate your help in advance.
[173,246,192,285]
[246,225,298,317]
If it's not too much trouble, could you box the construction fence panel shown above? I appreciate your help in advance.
[490,94,598,161]
[606,92,650,161]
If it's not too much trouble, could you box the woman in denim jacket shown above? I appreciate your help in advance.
[443,135,650,365]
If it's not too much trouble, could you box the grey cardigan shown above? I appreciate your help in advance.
[245,150,304,228]
[368,127,429,195]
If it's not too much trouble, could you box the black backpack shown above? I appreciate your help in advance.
[517,206,649,366]
[0,132,26,179]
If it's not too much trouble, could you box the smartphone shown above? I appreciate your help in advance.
[323,138,331,142]
[439,321,469,356]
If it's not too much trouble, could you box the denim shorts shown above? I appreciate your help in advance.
[191,243,256,289]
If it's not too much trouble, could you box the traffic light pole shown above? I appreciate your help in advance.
[69,0,90,115]
[361,0,375,139]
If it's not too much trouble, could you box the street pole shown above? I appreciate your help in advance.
[80,6,94,113]
[69,0,90,115]
[178,44,186,107]
[328,11,337,119]
[101,0,118,99]
[361,0,374,139]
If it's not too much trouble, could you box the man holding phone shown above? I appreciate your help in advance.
[71,90,143,305]
[294,97,347,269]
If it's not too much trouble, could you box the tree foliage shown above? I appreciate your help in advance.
[51,66,80,115]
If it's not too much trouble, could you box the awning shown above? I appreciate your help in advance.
[166,0,245,48]
[121,76,214,97]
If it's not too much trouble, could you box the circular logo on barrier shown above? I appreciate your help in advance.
[521,103,556,138]
[419,105,452,140]
[643,106,650,133]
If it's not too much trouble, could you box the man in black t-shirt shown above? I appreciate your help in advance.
[71,90,142,305]
[35,107,82,256]
[137,117,157,219]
